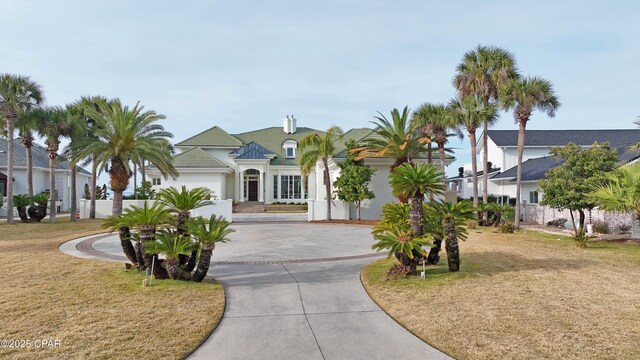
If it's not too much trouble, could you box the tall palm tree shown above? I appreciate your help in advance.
[356,106,426,172]
[80,99,177,216]
[186,215,234,282]
[31,107,82,223]
[15,113,39,197]
[411,103,462,174]
[300,126,344,220]
[69,96,111,219]
[449,96,499,208]
[0,74,44,224]
[501,77,560,227]
[61,104,90,222]
[453,46,519,219]
[157,185,213,271]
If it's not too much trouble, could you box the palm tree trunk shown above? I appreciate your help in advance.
[141,160,146,183]
[6,116,15,224]
[514,120,527,227]
[323,158,331,220]
[444,218,460,272]
[48,153,57,223]
[410,196,423,236]
[426,238,442,265]
[438,143,446,174]
[90,158,97,219]
[469,130,479,209]
[119,226,139,266]
[482,124,490,223]
[26,144,33,197]
[133,162,137,200]
[70,166,77,222]
[193,244,214,282]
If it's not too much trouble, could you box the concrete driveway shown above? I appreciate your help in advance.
[61,222,450,360]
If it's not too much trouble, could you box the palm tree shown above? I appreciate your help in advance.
[15,113,39,197]
[104,201,171,278]
[449,96,499,208]
[356,107,426,172]
[144,231,195,280]
[31,107,82,223]
[390,163,444,237]
[590,164,640,237]
[0,74,44,224]
[80,99,177,216]
[411,103,461,174]
[156,185,213,271]
[453,46,519,220]
[186,215,234,282]
[430,200,475,272]
[299,126,344,220]
[67,96,110,219]
[501,77,560,227]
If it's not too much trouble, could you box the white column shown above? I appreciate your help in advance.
[234,169,239,202]
[258,170,264,202]
[239,170,245,202]
[265,166,270,203]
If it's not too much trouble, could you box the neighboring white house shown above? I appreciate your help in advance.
[148,116,455,220]
[447,129,640,224]
[0,138,92,213]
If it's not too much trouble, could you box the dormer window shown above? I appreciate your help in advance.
[283,139,297,159]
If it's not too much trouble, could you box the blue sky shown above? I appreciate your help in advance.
[2,1,639,181]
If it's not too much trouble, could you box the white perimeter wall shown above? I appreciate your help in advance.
[151,171,227,200]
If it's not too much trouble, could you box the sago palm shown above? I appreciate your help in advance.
[590,164,640,229]
[299,126,343,220]
[0,74,44,224]
[157,185,213,271]
[144,231,195,280]
[453,46,519,219]
[372,227,431,274]
[390,163,444,237]
[186,215,234,282]
[430,200,476,272]
[501,77,560,226]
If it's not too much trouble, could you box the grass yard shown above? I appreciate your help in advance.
[0,219,224,360]
[362,228,640,360]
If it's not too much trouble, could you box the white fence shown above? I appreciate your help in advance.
[78,199,233,221]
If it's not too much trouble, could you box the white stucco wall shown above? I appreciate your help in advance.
[151,171,227,200]
[78,199,233,221]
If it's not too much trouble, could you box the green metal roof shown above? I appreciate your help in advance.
[234,127,325,166]
[172,148,230,169]
[176,126,243,147]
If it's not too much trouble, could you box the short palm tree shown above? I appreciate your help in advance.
[157,185,213,271]
[411,103,462,174]
[372,227,431,274]
[430,200,476,272]
[81,99,177,216]
[449,95,499,208]
[501,77,560,226]
[299,126,344,220]
[144,231,195,280]
[0,74,44,224]
[390,163,444,237]
[104,201,171,277]
[590,164,640,231]
[454,46,519,219]
[186,215,234,282]
[31,107,83,222]
[356,106,426,172]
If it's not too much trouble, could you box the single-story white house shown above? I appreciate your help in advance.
[148,116,455,220]
[0,138,92,214]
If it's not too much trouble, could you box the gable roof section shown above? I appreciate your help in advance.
[172,147,230,169]
[234,127,325,165]
[491,157,563,182]
[176,126,243,147]
[231,142,275,160]
[0,138,91,175]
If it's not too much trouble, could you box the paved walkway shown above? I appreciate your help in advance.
[60,223,450,360]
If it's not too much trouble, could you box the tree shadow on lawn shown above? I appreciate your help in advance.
[460,250,589,275]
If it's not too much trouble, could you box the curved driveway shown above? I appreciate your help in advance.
[61,222,450,360]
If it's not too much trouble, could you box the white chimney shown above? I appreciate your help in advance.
[283,115,297,134]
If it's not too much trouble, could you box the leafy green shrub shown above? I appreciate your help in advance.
[591,221,609,234]
[498,221,517,233]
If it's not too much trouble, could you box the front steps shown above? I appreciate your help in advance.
[234,201,265,213]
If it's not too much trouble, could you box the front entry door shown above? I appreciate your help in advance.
[248,181,258,201]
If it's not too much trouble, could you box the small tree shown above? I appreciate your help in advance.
[333,140,376,220]
[539,142,618,246]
